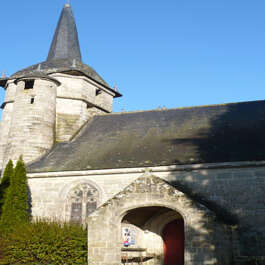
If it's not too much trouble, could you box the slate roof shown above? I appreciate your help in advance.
[28,99,265,173]
[2,4,121,97]
[11,59,109,89]
[47,4,82,62]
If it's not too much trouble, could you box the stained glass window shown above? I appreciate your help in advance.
[68,183,99,224]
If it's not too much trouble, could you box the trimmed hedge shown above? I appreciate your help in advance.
[0,220,87,265]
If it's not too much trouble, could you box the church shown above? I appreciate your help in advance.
[0,4,264,265]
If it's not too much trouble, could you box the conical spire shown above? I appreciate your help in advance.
[47,4,82,61]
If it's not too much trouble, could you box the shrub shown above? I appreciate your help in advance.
[0,158,30,233]
[0,220,87,265]
[0,160,13,216]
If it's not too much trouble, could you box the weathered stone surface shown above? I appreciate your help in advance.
[0,78,57,166]
[27,163,265,263]
[87,174,232,265]
[0,70,115,166]
[0,3,264,265]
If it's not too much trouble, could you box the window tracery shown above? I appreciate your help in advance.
[67,183,99,224]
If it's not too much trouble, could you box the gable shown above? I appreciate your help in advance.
[94,174,216,218]
[86,174,233,265]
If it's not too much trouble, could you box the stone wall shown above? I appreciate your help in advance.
[0,80,16,167]
[27,172,139,220]
[87,174,232,265]
[0,73,116,167]
[1,78,57,166]
[56,98,88,142]
[52,73,113,142]
[95,90,113,112]
[0,102,14,168]
[162,166,264,257]
[27,162,265,263]
[3,81,16,102]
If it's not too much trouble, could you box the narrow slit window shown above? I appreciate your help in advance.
[25,80,35,90]
[30,97,35,104]
[96,89,102,96]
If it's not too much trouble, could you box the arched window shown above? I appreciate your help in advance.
[67,183,99,224]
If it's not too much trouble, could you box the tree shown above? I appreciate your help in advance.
[0,160,13,216]
[0,157,30,233]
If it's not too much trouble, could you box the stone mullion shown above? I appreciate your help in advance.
[82,188,87,224]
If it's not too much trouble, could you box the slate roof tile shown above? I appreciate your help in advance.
[28,99,265,172]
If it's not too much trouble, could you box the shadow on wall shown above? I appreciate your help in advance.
[87,174,235,265]
[165,101,265,258]
[120,202,233,264]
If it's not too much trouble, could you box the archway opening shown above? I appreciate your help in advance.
[121,206,184,265]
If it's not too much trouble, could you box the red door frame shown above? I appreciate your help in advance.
[162,219,184,265]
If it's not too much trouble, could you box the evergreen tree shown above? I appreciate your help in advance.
[0,157,30,232]
[0,160,13,216]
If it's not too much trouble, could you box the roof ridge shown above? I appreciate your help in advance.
[99,99,265,117]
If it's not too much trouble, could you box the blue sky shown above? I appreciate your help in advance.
[1,0,265,117]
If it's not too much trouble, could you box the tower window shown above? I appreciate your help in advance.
[87,103,92,109]
[25,80,35,90]
[96,89,102,96]
[30,97,35,104]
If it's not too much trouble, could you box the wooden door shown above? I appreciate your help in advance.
[162,219,184,265]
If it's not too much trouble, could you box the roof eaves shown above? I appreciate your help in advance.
[0,78,8,88]
[14,74,61,86]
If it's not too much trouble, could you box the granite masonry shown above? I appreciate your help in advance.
[0,3,264,265]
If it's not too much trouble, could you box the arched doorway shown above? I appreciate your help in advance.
[121,206,184,265]
[87,174,233,265]
[162,219,184,265]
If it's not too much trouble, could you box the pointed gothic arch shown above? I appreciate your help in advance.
[87,174,233,265]
[62,181,101,224]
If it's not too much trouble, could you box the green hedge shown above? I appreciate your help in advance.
[0,160,13,216]
[0,158,29,233]
[0,220,87,265]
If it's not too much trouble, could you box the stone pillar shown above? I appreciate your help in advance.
[87,209,121,265]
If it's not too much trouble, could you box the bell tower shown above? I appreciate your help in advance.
[0,4,122,168]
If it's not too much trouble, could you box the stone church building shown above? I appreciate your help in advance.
[0,4,264,265]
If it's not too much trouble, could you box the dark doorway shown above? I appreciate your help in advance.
[162,219,184,265]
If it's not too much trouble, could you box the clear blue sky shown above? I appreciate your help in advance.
[1,0,265,117]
